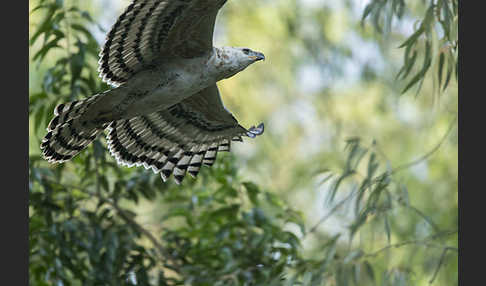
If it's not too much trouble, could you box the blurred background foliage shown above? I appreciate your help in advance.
[29,0,458,285]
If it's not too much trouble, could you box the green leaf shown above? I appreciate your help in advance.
[34,105,46,134]
[363,261,375,282]
[350,210,368,239]
[361,2,375,24]
[400,49,418,80]
[30,6,57,46]
[243,181,260,205]
[401,41,432,94]
[328,171,354,203]
[100,176,109,192]
[443,51,455,91]
[438,52,445,88]
[32,37,63,62]
[384,215,391,243]
[400,184,410,206]
[392,0,405,18]
[398,27,424,49]
[317,172,334,186]
[422,4,436,29]
[367,152,379,179]
[71,23,97,43]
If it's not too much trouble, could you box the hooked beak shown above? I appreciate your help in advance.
[250,51,265,61]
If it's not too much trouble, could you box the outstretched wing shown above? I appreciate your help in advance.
[98,0,228,87]
[106,84,264,184]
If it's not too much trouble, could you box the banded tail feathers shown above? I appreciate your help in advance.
[40,94,106,163]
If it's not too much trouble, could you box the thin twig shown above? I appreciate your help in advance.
[307,190,357,235]
[428,229,458,239]
[366,240,457,258]
[405,204,440,232]
[429,247,453,284]
[364,233,458,258]
[390,114,457,175]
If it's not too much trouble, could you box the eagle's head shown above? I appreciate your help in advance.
[215,47,265,79]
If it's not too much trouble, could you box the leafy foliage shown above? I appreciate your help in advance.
[362,0,458,94]
[29,0,457,285]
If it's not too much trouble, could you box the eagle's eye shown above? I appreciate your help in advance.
[242,48,250,55]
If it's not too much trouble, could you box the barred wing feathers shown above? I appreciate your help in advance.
[106,85,264,184]
[98,0,228,87]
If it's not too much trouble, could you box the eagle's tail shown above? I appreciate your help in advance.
[40,94,107,163]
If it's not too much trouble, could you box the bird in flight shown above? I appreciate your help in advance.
[41,0,265,184]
